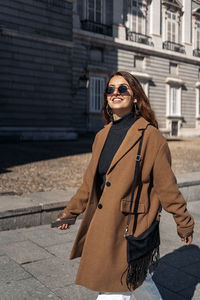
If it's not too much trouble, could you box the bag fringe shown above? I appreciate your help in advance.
[121,246,160,291]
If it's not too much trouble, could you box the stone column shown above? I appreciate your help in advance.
[182,0,192,44]
[113,0,126,40]
[150,0,161,36]
[182,0,192,55]
[149,0,162,49]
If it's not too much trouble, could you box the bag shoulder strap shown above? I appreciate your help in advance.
[124,128,146,237]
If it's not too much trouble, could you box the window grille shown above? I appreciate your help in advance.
[89,76,105,113]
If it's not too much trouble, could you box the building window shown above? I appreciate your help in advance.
[196,88,200,117]
[140,82,149,96]
[198,91,200,117]
[126,1,151,45]
[196,85,200,128]
[81,0,112,36]
[192,9,200,57]
[134,56,144,69]
[194,21,200,49]
[162,6,185,53]
[197,22,200,49]
[85,0,105,23]
[131,70,151,97]
[169,62,178,75]
[129,0,146,34]
[168,86,181,116]
[89,76,105,113]
[166,11,178,43]
[89,48,103,63]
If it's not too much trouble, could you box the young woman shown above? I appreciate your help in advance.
[56,71,194,300]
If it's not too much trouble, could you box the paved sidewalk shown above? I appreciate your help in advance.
[0,200,199,300]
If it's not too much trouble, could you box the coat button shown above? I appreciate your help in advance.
[98,203,103,209]
[106,181,111,187]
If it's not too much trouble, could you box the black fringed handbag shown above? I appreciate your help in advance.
[123,129,160,291]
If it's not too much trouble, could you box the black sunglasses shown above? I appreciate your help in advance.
[105,84,129,95]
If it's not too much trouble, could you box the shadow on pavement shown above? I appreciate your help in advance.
[153,244,200,300]
[0,133,95,174]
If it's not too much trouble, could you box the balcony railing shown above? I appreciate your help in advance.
[127,31,152,46]
[81,20,112,37]
[163,41,185,54]
[193,49,200,57]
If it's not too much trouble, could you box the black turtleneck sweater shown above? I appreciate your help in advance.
[98,112,138,191]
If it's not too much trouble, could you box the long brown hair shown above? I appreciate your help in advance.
[102,71,158,128]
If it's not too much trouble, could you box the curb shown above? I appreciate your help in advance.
[176,172,200,202]
[0,172,200,231]
[0,189,76,231]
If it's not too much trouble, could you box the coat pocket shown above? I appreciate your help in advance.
[120,198,146,214]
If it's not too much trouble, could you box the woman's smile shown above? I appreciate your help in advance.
[112,97,123,103]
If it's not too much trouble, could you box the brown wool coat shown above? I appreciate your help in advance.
[61,117,194,293]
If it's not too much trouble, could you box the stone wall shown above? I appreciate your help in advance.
[0,0,74,140]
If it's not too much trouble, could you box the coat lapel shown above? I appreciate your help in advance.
[91,122,112,174]
[106,117,149,175]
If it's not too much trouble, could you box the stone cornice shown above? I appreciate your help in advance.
[193,0,200,5]
[192,7,200,17]
[130,71,152,81]
[114,40,200,64]
[73,28,200,65]
[162,0,182,10]
[0,27,73,48]
[165,77,185,85]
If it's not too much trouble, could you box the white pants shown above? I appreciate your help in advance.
[97,293,131,300]
[96,272,162,300]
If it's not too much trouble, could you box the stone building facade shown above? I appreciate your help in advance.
[73,0,200,137]
[1,0,200,139]
[0,0,74,140]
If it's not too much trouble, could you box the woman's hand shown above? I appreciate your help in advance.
[57,220,70,230]
[181,234,193,246]
[56,211,70,230]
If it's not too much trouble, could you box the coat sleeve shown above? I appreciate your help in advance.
[60,135,98,220]
[153,142,194,238]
